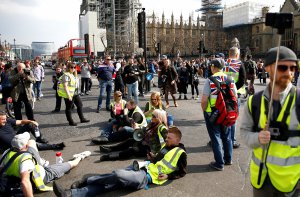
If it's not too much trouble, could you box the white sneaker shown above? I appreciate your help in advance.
[73,151,91,160]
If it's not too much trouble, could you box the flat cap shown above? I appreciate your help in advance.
[11,132,30,150]
[265,46,297,66]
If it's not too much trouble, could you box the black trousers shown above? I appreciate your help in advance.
[64,95,84,123]
[13,92,34,120]
[81,78,89,93]
[138,75,145,95]
[114,76,124,95]
[1,86,12,104]
[191,82,199,96]
[54,90,62,111]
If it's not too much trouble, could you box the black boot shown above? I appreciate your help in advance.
[36,142,65,151]
[71,177,88,189]
[69,121,77,126]
[53,181,72,197]
[36,137,48,144]
[80,118,90,123]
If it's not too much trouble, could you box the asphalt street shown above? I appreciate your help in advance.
[32,68,268,197]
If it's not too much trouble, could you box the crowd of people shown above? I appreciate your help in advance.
[0,44,300,197]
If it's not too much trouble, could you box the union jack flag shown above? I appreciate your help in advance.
[223,59,242,73]
[210,75,235,95]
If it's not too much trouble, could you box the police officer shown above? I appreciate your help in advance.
[57,62,90,126]
[241,46,300,196]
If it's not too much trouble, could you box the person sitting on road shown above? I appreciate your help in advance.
[0,112,65,153]
[99,109,168,161]
[53,127,186,197]
[92,99,147,144]
[0,132,91,196]
[91,91,127,144]
[144,91,165,123]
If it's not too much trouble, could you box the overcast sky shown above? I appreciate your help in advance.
[0,0,284,50]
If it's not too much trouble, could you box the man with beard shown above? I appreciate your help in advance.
[241,46,300,196]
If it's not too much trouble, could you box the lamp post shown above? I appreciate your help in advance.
[92,34,95,60]
[13,38,16,59]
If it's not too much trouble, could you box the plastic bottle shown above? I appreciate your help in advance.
[56,152,64,164]
[34,127,40,138]
[209,110,219,124]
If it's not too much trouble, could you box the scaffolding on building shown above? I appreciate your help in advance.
[95,0,141,57]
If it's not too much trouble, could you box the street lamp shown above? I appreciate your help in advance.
[13,38,16,59]
[92,34,95,60]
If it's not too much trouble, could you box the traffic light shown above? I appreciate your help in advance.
[156,43,161,54]
[199,41,204,54]
[138,11,146,48]
[84,33,90,55]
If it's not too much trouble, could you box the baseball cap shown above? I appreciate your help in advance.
[265,46,297,67]
[209,58,224,69]
[11,132,30,150]
[161,55,167,60]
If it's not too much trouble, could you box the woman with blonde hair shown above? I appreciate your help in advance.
[99,109,168,161]
[57,62,89,126]
[144,91,165,123]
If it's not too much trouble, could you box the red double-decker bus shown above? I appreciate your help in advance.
[58,39,90,72]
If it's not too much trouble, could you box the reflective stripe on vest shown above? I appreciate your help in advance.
[206,72,227,112]
[4,151,53,191]
[249,89,300,192]
[132,106,147,128]
[57,73,76,99]
[148,147,185,185]
[157,124,166,147]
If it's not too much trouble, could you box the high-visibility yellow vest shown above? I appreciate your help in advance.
[205,71,228,112]
[223,59,246,95]
[110,99,126,111]
[4,150,53,192]
[57,72,76,99]
[148,146,185,185]
[248,88,300,193]
[145,101,163,120]
[132,106,147,128]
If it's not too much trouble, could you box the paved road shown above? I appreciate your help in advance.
[31,68,268,197]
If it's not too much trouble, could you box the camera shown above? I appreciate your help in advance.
[269,121,289,141]
[266,13,293,34]
[23,68,31,75]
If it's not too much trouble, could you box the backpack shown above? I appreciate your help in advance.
[209,76,239,127]
[245,60,255,74]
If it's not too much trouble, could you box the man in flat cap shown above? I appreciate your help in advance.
[241,46,300,196]
[201,58,237,171]
[0,132,91,196]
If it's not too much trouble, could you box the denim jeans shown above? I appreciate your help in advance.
[100,120,114,138]
[33,81,42,98]
[230,97,241,143]
[204,112,232,168]
[71,166,148,197]
[98,79,113,109]
[126,81,139,104]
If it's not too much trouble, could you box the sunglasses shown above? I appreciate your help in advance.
[151,99,157,101]
[117,95,122,97]
[106,59,111,60]
[70,66,76,69]
[277,65,297,72]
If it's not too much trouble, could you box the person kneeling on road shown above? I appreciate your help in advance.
[0,132,91,196]
[0,112,65,152]
[53,126,186,197]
